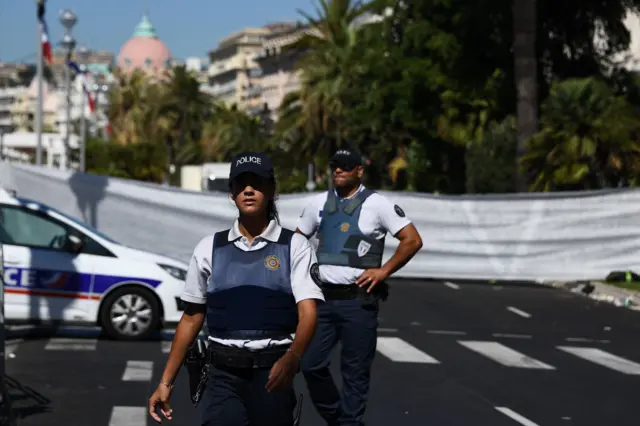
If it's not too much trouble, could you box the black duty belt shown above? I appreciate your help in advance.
[320,284,360,300]
[206,342,289,369]
[321,282,390,303]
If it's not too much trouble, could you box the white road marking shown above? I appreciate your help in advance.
[495,407,540,426]
[5,339,23,358]
[377,328,398,333]
[565,337,593,343]
[459,341,555,369]
[108,406,146,426]
[427,330,467,336]
[161,341,172,353]
[444,281,460,290]
[492,333,532,339]
[122,360,154,382]
[376,337,440,364]
[44,338,97,351]
[507,306,531,318]
[557,346,640,375]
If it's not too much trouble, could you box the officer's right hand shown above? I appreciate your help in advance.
[149,383,173,423]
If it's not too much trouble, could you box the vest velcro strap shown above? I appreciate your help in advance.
[317,252,381,269]
[324,193,338,214]
[342,189,373,216]
[206,343,289,369]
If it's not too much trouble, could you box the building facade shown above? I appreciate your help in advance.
[207,27,274,108]
[250,24,310,117]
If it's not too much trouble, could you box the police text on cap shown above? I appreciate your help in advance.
[335,150,351,156]
[236,156,262,166]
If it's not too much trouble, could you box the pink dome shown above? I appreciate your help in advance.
[117,15,171,78]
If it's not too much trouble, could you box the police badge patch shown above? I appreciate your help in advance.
[394,205,405,217]
[357,240,372,257]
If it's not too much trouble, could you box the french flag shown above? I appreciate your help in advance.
[37,1,52,64]
[68,61,96,113]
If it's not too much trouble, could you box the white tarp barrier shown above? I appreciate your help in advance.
[3,161,640,282]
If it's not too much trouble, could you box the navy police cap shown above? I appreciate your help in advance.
[229,151,274,181]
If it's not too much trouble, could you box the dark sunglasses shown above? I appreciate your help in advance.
[330,163,357,171]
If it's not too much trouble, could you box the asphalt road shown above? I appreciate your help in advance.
[4,279,640,426]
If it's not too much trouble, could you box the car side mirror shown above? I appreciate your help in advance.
[65,234,84,253]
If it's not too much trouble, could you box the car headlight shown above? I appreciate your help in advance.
[157,263,187,281]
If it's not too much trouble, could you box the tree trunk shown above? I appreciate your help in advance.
[513,0,538,191]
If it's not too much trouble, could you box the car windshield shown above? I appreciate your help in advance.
[17,197,120,244]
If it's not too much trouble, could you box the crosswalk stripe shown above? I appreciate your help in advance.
[44,338,97,351]
[495,407,540,426]
[459,341,555,369]
[557,346,640,375]
[108,406,146,426]
[122,361,154,382]
[376,337,440,363]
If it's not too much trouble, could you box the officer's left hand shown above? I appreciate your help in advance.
[356,268,389,292]
[266,351,299,392]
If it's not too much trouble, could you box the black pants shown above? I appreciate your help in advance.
[199,364,297,426]
[301,298,379,426]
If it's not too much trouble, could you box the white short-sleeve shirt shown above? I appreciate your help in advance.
[180,219,325,350]
[296,184,412,284]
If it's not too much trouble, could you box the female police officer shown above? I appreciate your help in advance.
[148,151,324,426]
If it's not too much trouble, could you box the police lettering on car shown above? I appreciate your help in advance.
[296,146,423,426]
[149,151,324,426]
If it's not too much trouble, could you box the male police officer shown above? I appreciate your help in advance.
[296,147,423,426]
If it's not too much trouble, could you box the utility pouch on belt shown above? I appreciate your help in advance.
[357,281,389,307]
[183,339,210,407]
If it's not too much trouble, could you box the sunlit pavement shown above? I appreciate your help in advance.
[5,279,640,426]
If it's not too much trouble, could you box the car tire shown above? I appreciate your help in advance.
[100,286,161,341]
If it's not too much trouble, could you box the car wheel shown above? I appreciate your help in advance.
[100,287,160,341]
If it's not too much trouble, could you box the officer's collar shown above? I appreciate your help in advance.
[333,184,365,201]
[228,219,281,243]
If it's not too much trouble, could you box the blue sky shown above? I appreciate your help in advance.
[0,0,317,63]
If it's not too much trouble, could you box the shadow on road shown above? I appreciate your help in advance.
[4,375,52,421]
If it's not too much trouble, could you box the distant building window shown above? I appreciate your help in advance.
[145,58,152,67]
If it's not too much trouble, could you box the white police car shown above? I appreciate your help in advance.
[0,188,187,340]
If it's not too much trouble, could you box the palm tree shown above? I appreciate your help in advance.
[521,77,640,191]
[202,103,269,161]
[512,0,538,190]
[107,68,151,145]
[159,65,211,182]
[276,0,370,165]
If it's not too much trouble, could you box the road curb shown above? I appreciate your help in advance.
[548,280,640,311]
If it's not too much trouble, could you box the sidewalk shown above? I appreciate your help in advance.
[549,280,640,311]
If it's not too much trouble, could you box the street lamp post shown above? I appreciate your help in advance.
[59,9,76,171]
[77,45,89,173]
[92,84,109,140]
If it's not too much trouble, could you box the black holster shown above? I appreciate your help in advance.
[183,339,210,407]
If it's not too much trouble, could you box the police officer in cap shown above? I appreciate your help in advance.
[296,146,423,426]
[149,151,324,425]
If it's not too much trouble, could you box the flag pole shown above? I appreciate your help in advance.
[35,0,45,167]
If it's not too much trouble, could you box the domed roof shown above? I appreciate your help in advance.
[117,15,172,78]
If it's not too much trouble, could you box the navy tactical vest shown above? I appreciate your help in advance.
[316,188,385,271]
[205,228,297,340]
